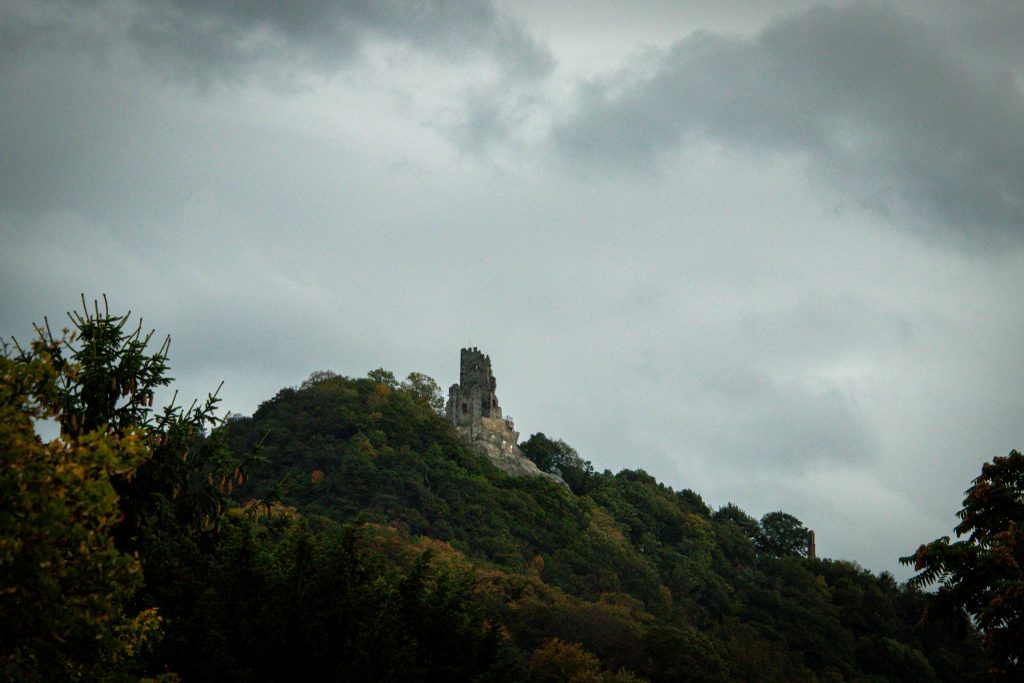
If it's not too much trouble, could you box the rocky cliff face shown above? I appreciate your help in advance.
[456,417,566,487]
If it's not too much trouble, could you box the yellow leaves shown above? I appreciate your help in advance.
[410,536,471,574]
[238,498,300,521]
[527,638,641,683]
[354,433,378,458]
[586,505,629,546]
[2,341,149,674]
[483,617,514,644]
[114,606,164,663]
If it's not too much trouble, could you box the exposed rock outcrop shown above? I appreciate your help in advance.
[446,348,565,488]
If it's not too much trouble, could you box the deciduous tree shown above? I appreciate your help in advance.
[902,450,1024,679]
[34,296,256,546]
[521,433,596,494]
[756,511,810,558]
[400,371,444,414]
[367,368,398,389]
[0,335,156,680]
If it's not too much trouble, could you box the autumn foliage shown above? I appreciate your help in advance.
[903,450,1024,679]
[0,299,995,681]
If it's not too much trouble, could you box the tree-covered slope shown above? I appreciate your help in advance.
[3,302,998,681]
[226,374,597,570]
[222,371,986,682]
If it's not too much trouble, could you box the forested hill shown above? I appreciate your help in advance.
[220,370,985,682]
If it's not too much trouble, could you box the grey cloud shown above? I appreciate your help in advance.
[686,364,879,472]
[737,292,916,365]
[3,0,1022,581]
[163,0,557,81]
[947,1,1024,80]
[554,2,1024,244]
[591,289,909,476]
[2,0,552,155]
[714,379,875,469]
[587,363,877,477]
[3,0,552,85]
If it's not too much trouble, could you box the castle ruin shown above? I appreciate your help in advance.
[447,347,510,439]
[447,347,564,486]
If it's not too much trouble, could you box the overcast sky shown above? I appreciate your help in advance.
[3,0,1022,577]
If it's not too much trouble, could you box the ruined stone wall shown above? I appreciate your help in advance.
[446,347,565,488]
[447,347,504,435]
[459,347,501,419]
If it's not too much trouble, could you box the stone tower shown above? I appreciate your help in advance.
[447,347,565,486]
[447,347,506,438]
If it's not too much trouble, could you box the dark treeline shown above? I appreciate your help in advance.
[0,303,992,681]
[213,370,984,682]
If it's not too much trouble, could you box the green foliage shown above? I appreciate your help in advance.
[32,297,259,547]
[2,298,262,680]
[141,516,514,681]
[225,374,596,574]
[0,335,153,680]
[42,296,169,438]
[221,371,985,680]
[713,503,759,542]
[299,369,339,390]
[367,367,398,388]
[400,371,445,415]
[737,556,854,674]
[903,450,1024,679]
[521,432,597,494]
[676,489,712,517]
[643,625,729,683]
[3,299,989,681]
[527,638,644,682]
[756,511,811,558]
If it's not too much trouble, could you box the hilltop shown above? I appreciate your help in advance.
[217,365,984,682]
[0,304,988,681]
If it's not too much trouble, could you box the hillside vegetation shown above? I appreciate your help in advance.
[0,303,988,681]
[215,371,985,682]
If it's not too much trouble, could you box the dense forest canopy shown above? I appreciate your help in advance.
[1,301,1009,681]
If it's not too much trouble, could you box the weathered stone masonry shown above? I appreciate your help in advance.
[447,347,507,439]
[447,347,565,486]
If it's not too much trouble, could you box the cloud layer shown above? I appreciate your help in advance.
[4,0,552,82]
[554,2,1024,244]
[2,0,1023,577]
